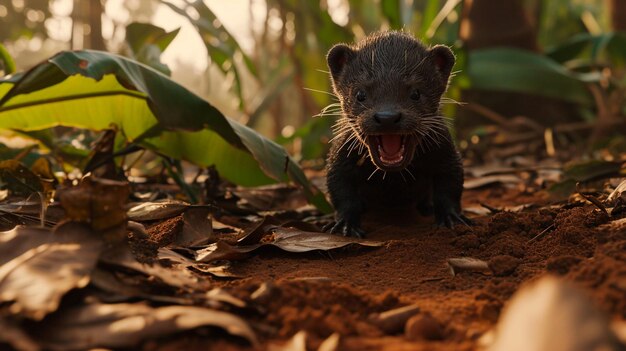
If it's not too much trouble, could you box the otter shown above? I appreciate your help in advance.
[324,31,468,237]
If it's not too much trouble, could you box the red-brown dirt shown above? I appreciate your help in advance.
[141,187,626,350]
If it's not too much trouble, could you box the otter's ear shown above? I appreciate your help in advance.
[429,45,455,83]
[327,44,354,81]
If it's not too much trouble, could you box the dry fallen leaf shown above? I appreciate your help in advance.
[486,276,622,351]
[158,246,243,278]
[447,257,491,276]
[127,199,189,221]
[35,302,258,350]
[607,179,626,204]
[100,245,199,288]
[463,175,523,190]
[269,227,384,253]
[0,222,103,320]
[177,206,214,246]
[196,227,384,262]
[89,267,191,305]
[195,241,260,262]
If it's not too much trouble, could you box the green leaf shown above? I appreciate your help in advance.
[562,160,623,182]
[545,33,596,63]
[381,0,402,29]
[126,22,180,53]
[0,50,331,213]
[468,48,598,106]
[418,0,441,39]
[125,22,181,76]
[161,1,256,110]
[0,43,16,75]
[424,0,461,39]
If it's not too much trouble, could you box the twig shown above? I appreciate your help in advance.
[576,182,608,216]
[480,202,501,214]
[527,223,556,243]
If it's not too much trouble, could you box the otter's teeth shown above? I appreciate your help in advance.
[378,144,405,165]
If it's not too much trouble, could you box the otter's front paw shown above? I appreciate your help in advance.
[323,219,366,238]
[435,206,472,228]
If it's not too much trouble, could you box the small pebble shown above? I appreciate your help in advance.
[405,313,444,341]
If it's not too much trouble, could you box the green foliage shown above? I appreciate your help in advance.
[0,43,15,75]
[124,22,181,76]
[467,48,600,107]
[0,50,331,212]
[161,0,256,110]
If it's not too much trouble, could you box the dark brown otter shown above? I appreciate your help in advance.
[324,31,468,237]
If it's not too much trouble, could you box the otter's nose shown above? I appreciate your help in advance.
[374,111,402,127]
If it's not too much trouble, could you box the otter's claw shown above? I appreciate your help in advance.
[436,209,472,228]
[323,220,366,238]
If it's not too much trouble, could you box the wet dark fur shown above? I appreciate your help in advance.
[324,31,466,237]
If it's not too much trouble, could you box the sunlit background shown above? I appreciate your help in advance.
[1,0,624,162]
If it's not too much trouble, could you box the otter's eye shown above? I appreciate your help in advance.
[356,90,366,102]
[410,90,421,101]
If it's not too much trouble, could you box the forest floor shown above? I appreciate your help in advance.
[2,156,626,351]
[134,183,626,351]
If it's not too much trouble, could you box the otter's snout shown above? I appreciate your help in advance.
[374,111,402,128]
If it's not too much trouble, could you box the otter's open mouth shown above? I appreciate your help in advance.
[367,135,414,170]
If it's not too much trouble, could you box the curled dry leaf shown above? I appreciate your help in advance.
[177,206,214,246]
[463,175,522,190]
[197,227,384,262]
[0,223,103,320]
[90,267,192,305]
[606,179,626,204]
[35,302,258,350]
[101,245,198,288]
[486,276,622,351]
[268,227,384,253]
[236,215,281,245]
[159,247,242,278]
[127,199,189,221]
[195,241,260,262]
[447,257,491,276]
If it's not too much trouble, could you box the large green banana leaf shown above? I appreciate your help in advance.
[0,50,331,213]
[468,48,600,107]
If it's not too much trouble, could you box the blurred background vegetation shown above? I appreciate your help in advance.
[1,0,626,166]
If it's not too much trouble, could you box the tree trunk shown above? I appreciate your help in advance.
[459,0,538,51]
[88,0,106,51]
[610,0,626,32]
